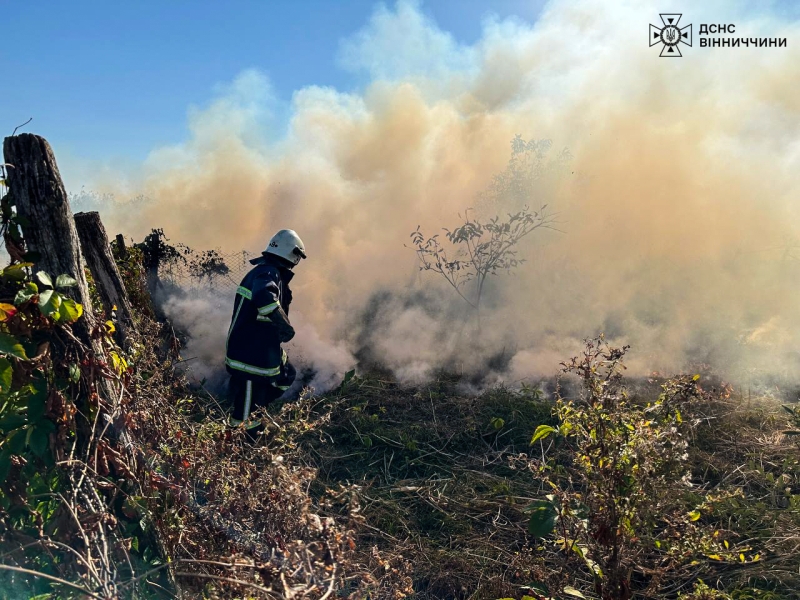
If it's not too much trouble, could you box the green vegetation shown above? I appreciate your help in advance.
[529,339,750,599]
[292,365,799,599]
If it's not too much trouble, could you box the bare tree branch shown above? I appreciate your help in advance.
[11,117,32,136]
[0,564,105,599]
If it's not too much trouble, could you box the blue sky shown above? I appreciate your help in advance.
[3,0,545,162]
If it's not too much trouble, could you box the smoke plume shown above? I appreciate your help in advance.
[72,0,800,390]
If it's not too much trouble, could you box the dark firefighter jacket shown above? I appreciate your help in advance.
[225,254,295,382]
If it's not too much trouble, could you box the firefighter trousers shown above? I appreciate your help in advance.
[228,361,296,430]
[229,375,283,425]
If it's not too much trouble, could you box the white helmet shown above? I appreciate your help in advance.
[264,229,307,266]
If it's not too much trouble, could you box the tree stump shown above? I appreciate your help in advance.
[3,133,96,343]
[75,211,136,347]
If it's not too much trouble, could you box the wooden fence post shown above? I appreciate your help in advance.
[75,211,136,347]
[3,133,96,344]
[4,132,143,466]
[114,233,128,259]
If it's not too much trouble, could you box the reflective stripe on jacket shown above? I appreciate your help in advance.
[225,255,294,379]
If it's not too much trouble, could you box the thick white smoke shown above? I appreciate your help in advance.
[161,288,356,393]
[71,0,800,390]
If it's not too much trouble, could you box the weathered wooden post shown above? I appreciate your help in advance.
[75,211,136,347]
[3,133,96,343]
[114,233,128,259]
[5,132,142,462]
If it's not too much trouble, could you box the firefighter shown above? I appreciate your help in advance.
[225,229,306,433]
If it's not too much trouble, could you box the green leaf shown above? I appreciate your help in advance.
[0,332,28,360]
[69,363,81,383]
[58,298,83,323]
[522,582,550,596]
[0,357,12,394]
[2,263,33,282]
[527,499,558,538]
[0,414,27,432]
[530,424,556,445]
[28,425,49,457]
[583,555,603,578]
[343,369,355,385]
[563,586,586,598]
[7,429,25,454]
[35,271,53,288]
[38,288,53,305]
[36,419,55,434]
[55,274,77,289]
[0,448,12,482]
[27,380,47,422]
[38,290,62,319]
[14,282,38,306]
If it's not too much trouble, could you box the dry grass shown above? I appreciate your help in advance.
[39,322,798,600]
[119,322,359,599]
[684,395,800,596]
[287,375,800,600]
[296,377,565,599]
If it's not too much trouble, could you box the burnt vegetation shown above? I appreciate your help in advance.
[0,134,798,600]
